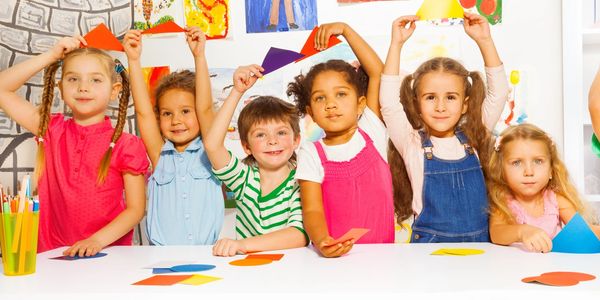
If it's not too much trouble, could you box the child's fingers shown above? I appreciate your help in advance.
[75,35,87,46]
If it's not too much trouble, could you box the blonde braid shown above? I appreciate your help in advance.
[34,61,61,181]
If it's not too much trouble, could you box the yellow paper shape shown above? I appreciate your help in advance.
[179,274,222,286]
[431,248,484,256]
[416,0,464,20]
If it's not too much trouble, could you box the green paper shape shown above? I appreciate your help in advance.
[592,134,600,158]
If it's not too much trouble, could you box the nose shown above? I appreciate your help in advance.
[523,162,534,177]
[435,99,446,112]
[325,98,337,110]
[171,112,182,124]
[267,134,278,145]
[78,80,89,92]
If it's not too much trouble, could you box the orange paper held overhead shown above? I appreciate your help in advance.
[229,258,272,266]
[132,275,193,286]
[297,26,342,62]
[142,21,186,35]
[83,23,124,52]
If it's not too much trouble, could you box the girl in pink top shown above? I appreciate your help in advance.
[288,22,394,258]
[489,124,600,252]
[0,36,148,256]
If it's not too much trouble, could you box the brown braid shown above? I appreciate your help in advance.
[34,61,62,181]
[97,59,130,184]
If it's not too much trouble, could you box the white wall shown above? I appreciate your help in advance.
[129,0,564,153]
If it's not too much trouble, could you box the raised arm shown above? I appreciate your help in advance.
[123,30,164,167]
[186,27,214,139]
[463,12,501,68]
[589,66,600,138]
[316,22,383,119]
[202,65,263,170]
[0,36,85,134]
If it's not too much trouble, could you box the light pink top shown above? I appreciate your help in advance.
[507,189,562,238]
[37,114,149,252]
[379,65,509,215]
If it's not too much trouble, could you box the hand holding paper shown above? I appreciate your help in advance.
[329,228,370,245]
[185,26,207,58]
[232,64,263,93]
[50,36,87,61]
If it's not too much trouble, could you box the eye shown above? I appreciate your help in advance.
[66,77,77,82]
[182,108,191,114]
[278,130,288,136]
[511,160,521,167]
[255,132,265,138]
[534,158,544,165]
[92,78,102,83]
[447,95,457,101]
[425,95,435,101]
[336,91,347,98]
[161,111,172,117]
[313,95,325,102]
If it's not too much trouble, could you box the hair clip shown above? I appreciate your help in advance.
[34,136,44,144]
[494,136,502,152]
[114,60,125,74]
[57,60,63,67]
[109,142,116,148]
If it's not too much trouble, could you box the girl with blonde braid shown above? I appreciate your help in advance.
[0,36,149,256]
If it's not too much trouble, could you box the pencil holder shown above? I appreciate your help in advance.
[0,211,40,276]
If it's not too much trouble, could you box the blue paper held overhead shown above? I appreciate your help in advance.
[260,47,304,75]
[552,213,600,253]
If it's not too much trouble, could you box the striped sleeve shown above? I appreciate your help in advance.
[286,182,305,233]
[212,153,249,200]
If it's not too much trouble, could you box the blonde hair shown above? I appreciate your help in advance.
[488,123,597,224]
[36,48,130,185]
[389,57,491,222]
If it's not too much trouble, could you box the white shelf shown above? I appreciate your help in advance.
[583,27,600,44]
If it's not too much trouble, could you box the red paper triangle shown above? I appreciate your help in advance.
[142,21,186,35]
[83,23,124,52]
[296,26,342,62]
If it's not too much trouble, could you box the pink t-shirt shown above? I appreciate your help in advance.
[37,114,149,252]
[507,189,562,238]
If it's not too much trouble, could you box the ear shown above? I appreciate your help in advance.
[110,81,123,102]
[292,133,301,150]
[306,105,314,118]
[357,95,367,116]
[241,141,252,156]
[461,96,469,115]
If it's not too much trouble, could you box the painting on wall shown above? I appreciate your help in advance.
[142,66,171,106]
[184,0,229,39]
[493,69,528,135]
[134,0,184,30]
[459,0,502,25]
[245,0,317,33]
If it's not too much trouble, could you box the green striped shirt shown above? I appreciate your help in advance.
[213,155,305,240]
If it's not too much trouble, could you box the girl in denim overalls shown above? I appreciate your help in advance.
[288,22,395,257]
[380,14,509,242]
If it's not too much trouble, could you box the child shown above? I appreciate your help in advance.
[0,36,149,255]
[489,124,600,252]
[380,13,509,242]
[201,64,307,256]
[123,28,224,245]
[287,22,394,258]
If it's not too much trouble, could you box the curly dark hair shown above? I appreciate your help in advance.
[286,59,369,117]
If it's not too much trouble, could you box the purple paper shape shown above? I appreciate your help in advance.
[50,252,107,260]
[260,47,304,75]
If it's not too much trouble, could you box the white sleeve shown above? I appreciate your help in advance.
[359,107,389,162]
[295,141,324,184]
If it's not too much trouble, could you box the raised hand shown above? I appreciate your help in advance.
[315,22,346,51]
[123,30,143,61]
[232,64,264,94]
[463,12,492,43]
[50,35,86,61]
[390,15,419,46]
[185,26,207,58]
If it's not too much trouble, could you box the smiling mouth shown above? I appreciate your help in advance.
[326,114,341,119]
[265,150,283,155]
[171,129,188,134]
[75,98,93,102]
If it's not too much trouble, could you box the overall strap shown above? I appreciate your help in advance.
[455,129,475,155]
[419,130,434,160]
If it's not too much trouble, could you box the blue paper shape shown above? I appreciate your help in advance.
[152,268,175,274]
[170,264,216,272]
[260,47,304,75]
[50,252,108,260]
[552,213,600,253]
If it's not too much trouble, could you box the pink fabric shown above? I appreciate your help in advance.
[37,114,149,252]
[507,189,562,238]
[314,129,394,243]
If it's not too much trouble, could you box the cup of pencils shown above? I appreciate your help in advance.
[0,175,40,276]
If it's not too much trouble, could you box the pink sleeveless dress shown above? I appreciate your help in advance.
[507,189,562,238]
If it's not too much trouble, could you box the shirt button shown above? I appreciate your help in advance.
[179,157,184,161]
[76,150,81,154]
[414,234,420,240]
[74,168,79,172]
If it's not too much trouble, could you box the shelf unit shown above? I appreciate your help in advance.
[563,0,600,202]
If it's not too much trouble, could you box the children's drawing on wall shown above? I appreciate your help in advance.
[245,0,317,33]
[184,0,229,39]
[459,0,502,25]
[134,0,183,30]
[142,66,171,106]
[415,0,501,25]
[209,68,286,140]
[493,69,528,135]
[0,1,134,193]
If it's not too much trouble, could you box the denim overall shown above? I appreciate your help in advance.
[411,130,490,243]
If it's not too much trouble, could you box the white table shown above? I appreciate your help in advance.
[1,243,599,299]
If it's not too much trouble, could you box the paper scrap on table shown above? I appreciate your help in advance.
[179,274,223,286]
[245,254,284,261]
[430,248,484,256]
[50,252,107,260]
[329,228,370,245]
[552,213,600,253]
[522,271,596,287]
[132,275,193,286]
[229,258,272,266]
[296,26,342,62]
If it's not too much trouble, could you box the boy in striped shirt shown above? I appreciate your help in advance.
[200,64,307,256]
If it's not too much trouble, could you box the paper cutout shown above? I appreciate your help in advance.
[329,228,370,245]
[142,20,185,34]
[50,252,107,260]
[170,264,216,272]
[522,271,596,287]
[143,260,195,269]
[431,248,484,256]
[297,26,342,62]
[260,47,304,75]
[83,23,124,52]
[229,258,273,266]
[179,274,223,286]
[132,275,193,286]
[592,134,600,158]
[552,213,600,254]
[246,254,284,261]
[152,268,174,274]
[184,0,229,39]
[416,0,464,21]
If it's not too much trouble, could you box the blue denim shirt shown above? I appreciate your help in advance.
[146,137,224,245]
